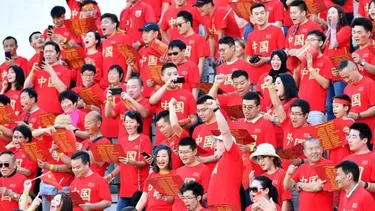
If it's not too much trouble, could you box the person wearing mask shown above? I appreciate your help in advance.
[70,151,112,211]
[246,176,281,211]
[284,138,334,211]
[135,145,175,211]
[174,137,210,210]
[323,5,350,121]
[0,65,25,115]
[180,181,209,211]
[106,111,152,211]
[0,151,27,211]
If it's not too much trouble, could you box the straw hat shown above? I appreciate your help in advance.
[250,143,281,161]
[54,114,73,128]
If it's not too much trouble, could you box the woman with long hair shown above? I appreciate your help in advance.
[234,38,247,60]
[50,192,73,211]
[263,73,298,149]
[107,111,152,211]
[250,144,291,211]
[135,145,175,211]
[83,31,103,86]
[323,5,350,121]
[246,176,281,211]
[257,49,290,109]
[0,65,25,115]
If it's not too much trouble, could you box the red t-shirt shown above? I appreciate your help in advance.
[204,7,241,58]
[143,171,174,211]
[31,64,71,114]
[4,89,22,114]
[160,130,189,169]
[28,52,40,73]
[0,56,29,80]
[82,137,111,177]
[245,204,281,211]
[118,134,152,198]
[207,144,243,210]
[120,1,156,44]
[0,172,26,211]
[177,60,200,93]
[245,25,285,82]
[43,27,73,43]
[328,117,354,164]
[338,185,375,211]
[137,45,165,98]
[70,173,112,211]
[264,0,284,23]
[216,58,257,92]
[113,97,153,138]
[263,168,292,204]
[353,46,375,81]
[345,152,375,199]
[358,0,371,17]
[291,158,334,211]
[67,0,81,19]
[298,55,333,112]
[142,0,169,22]
[18,108,46,130]
[160,5,201,41]
[174,163,211,210]
[192,122,219,174]
[14,147,38,189]
[101,33,131,88]
[178,33,210,65]
[230,116,277,188]
[344,76,375,143]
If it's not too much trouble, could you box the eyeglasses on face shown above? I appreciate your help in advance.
[168,52,180,56]
[0,163,11,168]
[249,186,264,193]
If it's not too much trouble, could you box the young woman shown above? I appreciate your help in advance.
[83,31,103,86]
[5,125,38,190]
[50,192,73,211]
[246,176,281,211]
[234,38,247,60]
[250,144,291,211]
[0,65,25,115]
[323,5,350,121]
[257,50,290,109]
[263,73,298,149]
[136,145,175,211]
[107,111,152,211]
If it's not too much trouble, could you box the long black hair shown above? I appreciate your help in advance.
[152,145,172,173]
[54,192,73,211]
[5,65,25,93]
[328,5,348,28]
[13,125,32,143]
[277,73,298,102]
[254,176,279,204]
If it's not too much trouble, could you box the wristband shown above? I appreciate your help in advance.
[0,125,3,131]
[213,107,220,113]
[58,152,64,158]
[249,145,256,152]
[49,164,54,171]
[286,173,292,177]
[23,191,29,197]
[367,183,371,190]
[267,84,274,89]
[108,173,113,179]
[357,113,362,119]
[214,82,220,87]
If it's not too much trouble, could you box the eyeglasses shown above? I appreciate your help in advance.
[168,52,180,56]
[0,163,11,168]
[13,135,24,140]
[249,187,264,193]
[255,156,267,163]
[176,22,186,28]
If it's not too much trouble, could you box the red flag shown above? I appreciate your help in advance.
[0,105,17,124]
[40,171,63,190]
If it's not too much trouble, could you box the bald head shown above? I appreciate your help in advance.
[303,138,321,149]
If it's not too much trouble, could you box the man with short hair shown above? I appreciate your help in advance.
[338,60,375,145]
[18,88,47,131]
[70,151,112,211]
[216,37,257,91]
[0,151,26,211]
[176,10,209,76]
[180,181,209,211]
[351,17,375,81]
[174,137,210,210]
[168,40,200,99]
[101,13,132,88]
[294,30,332,126]
[66,0,101,19]
[336,160,375,210]
[27,31,45,73]
[0,36,28,81]
[344,122,375,199]
[283,138,334,211]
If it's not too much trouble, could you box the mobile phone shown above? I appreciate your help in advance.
[38,51,44,68]
[175,77,185,84]
[5,52,11,60]
[249,55,261,64]
[141,152,151,158]
[48,25,53,30]
[109,88,123,95]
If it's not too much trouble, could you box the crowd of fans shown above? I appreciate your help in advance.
[1,0,375,210]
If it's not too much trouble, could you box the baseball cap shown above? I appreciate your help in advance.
[193,0,213,7]
[138,22,159,32]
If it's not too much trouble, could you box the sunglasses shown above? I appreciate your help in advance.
[249,187,263,193]
[168,52,180,56]
[0,163,11,168]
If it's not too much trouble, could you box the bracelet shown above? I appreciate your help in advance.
[54,165,58,172]
[49,164,54,171]
[267,84,274,89]
[58,152,64,158]
[23,191,29,197]
[108,173,113,179]
[249,145,255,152]
[0,125,3,131]
[286,173,292,177]
[367,183,371,190]
[214,82,220,87]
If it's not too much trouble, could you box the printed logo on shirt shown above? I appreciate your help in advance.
[80,188,91,201]
[88,182,95,187]
[1,195,11,201]
[351,93,362,107]
[352,202,358,208]
[185,178,196,183]
[135,10,142,18]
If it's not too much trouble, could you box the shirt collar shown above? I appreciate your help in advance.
[244,114,263,124]
[346,183,359,198]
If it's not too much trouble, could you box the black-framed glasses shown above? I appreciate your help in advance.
[176,22,186,28]
[0,163,11,168]
[168,52,180,56]
[249,187,264,193]
[255,155,267,163]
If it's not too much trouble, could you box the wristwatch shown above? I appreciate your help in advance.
[357,113,362,119]
[213,106,220,113]
[359,60,365,67]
